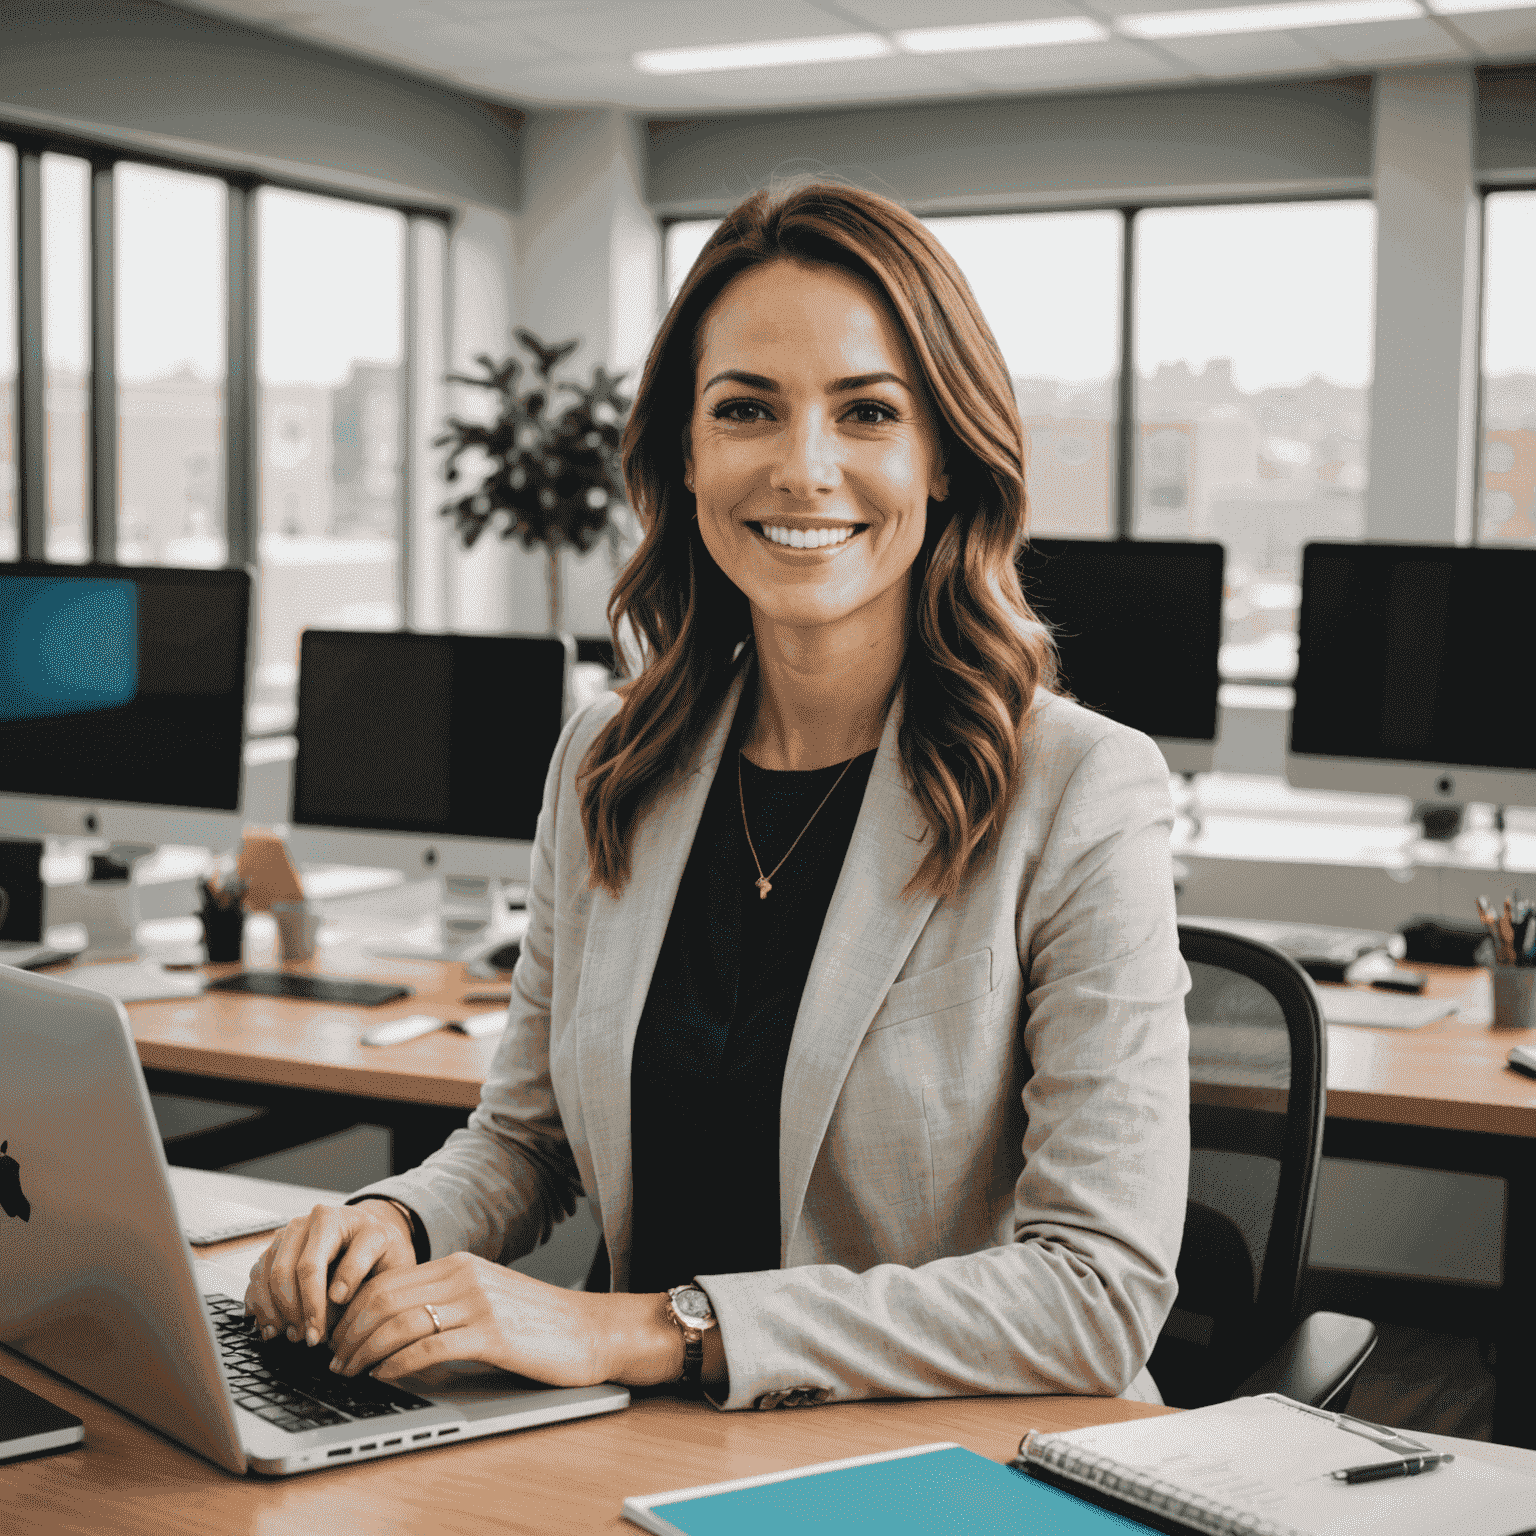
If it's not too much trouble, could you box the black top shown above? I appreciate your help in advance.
[627,722,877,1297]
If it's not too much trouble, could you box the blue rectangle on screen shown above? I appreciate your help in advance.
[0,576,138,723]
[644,1445,1151,1535]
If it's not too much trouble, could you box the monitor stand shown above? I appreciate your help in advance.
[76,843,158,960]
[365,875,522,963]
[1411,801,1465,842]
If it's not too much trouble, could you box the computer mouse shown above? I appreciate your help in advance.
[360,1015,449,1047]
[485,942,521,972]
[1509,1043,1536,1080]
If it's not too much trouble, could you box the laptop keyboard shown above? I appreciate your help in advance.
[205,1293,433,1434]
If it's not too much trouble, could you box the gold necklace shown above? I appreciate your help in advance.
[738,750,859,900]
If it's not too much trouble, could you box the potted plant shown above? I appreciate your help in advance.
[436,329,632,632]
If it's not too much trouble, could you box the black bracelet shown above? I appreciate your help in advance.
[346,1194,430,1265]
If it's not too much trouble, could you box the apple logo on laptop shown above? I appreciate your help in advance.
[1,1141,30,1221]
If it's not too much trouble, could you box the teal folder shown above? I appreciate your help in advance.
[624,1441,1152,1535]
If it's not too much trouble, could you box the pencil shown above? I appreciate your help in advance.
[1477,897,1507,962]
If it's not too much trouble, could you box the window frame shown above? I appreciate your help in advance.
[1474,181,1536,550]
[2,117,451,626]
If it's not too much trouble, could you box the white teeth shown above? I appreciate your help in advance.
[759,524,856,548]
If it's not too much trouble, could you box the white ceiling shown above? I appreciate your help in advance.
[171,0,1536,113]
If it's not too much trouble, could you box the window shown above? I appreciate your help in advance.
[664,219,718,305]
[117,163,227,566]
[4,129,445,742]
[926,212,1121,539]
[255,187,407,722]
[43,152,90,563]
[1479,190,1536,547]
[1135,201,1376,681]
[0,142,13,560]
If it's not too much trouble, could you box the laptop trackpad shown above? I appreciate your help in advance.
[405,1360,604,1422]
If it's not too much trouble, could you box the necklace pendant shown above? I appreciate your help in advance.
[755,876,772,900]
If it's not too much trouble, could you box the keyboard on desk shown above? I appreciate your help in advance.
[205,1293,432,1433]
[203,971,412,1006]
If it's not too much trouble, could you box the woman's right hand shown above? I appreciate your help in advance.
[244,1200,418,1348]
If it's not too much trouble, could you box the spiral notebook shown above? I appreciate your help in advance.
[1013,1394,1536,1536]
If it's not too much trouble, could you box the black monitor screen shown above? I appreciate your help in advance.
[0,563,250,810]
[1291,542,1536,772]
[292,630,567,842]
[1017,539,1225,743]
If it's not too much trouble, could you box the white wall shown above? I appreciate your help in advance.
[0,0,519,210]
[647,77,1375,215]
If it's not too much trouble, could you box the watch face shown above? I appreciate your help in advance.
[673,1286,711,1321]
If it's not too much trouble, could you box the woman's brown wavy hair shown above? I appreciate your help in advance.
[579,180,1056,902]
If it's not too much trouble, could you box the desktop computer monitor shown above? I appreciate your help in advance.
[1288,541,1536,812]
[0,563,252,848]
[283,629,570,885]
[1017,538,1225,774]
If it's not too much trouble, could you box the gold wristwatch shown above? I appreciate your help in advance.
[664,1284,717,1388]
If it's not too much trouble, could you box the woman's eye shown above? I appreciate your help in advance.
[847,401,897,425]
[713,399,772,423]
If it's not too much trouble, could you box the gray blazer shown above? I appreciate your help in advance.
[358,673,1190,1411]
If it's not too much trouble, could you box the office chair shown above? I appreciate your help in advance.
[1148,922,1378,1410]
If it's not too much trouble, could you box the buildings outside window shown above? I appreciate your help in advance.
[1480,190,1536,547]
[1133,200,1375,681]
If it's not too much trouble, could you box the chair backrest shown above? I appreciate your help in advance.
[1148,923,1327,1408]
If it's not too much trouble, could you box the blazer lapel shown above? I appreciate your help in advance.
[778,694,939,1260]
[575,670,746,1288]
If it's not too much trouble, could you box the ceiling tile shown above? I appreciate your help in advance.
[1300,16,1471,60]
[510,0,863,56]
[1093,0,1300,14]
[832,0,1093,24]
[943,36,1189,85]
[1434,6,1536,52]
[295,6,554,63]
[1150,31,1338,70]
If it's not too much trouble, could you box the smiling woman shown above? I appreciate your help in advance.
[589,184,1052,899]
[244,181,1190,1422]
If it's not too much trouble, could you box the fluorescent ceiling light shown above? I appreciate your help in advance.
[1426,0,1536,12]
[1121,0,1422,37]
[898,17,1110,52]
[634,33,891,74]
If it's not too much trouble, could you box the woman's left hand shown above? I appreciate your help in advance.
[325,1251,683,1388]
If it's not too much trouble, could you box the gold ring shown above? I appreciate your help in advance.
[423,1303,442,1335]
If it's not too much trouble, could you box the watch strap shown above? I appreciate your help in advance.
[347,1194,430,1265]
[680,1327,704,1388]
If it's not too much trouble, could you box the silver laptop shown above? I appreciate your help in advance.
[0,962,628,1476]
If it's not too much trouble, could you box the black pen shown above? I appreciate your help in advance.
[1331,1452,1453,1484]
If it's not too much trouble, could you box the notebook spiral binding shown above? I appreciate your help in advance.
[1011,1431,1308,1536]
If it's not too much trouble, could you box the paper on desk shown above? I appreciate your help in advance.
[1053,1396,1535,1536]
[54,961,204,1003]
[1319,990,1456,1029]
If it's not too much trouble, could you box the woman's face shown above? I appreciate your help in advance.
[687,259,948,641]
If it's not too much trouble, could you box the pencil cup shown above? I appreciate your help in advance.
[199,903,245,964]
[272,901,321,964]
[1492,964,1536,1031]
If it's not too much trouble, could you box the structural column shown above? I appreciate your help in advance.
[1365,66,1481,545]
[447,108,659,639]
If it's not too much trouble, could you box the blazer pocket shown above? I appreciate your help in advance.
[866,947,993,1033]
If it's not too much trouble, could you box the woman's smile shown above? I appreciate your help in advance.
[748,520,867,551]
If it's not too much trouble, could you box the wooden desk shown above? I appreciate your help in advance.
[0,1174,1173,1535]
[77,936,1536,1446]
[1318,963,1536,1449]
[109,918,503,1172]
